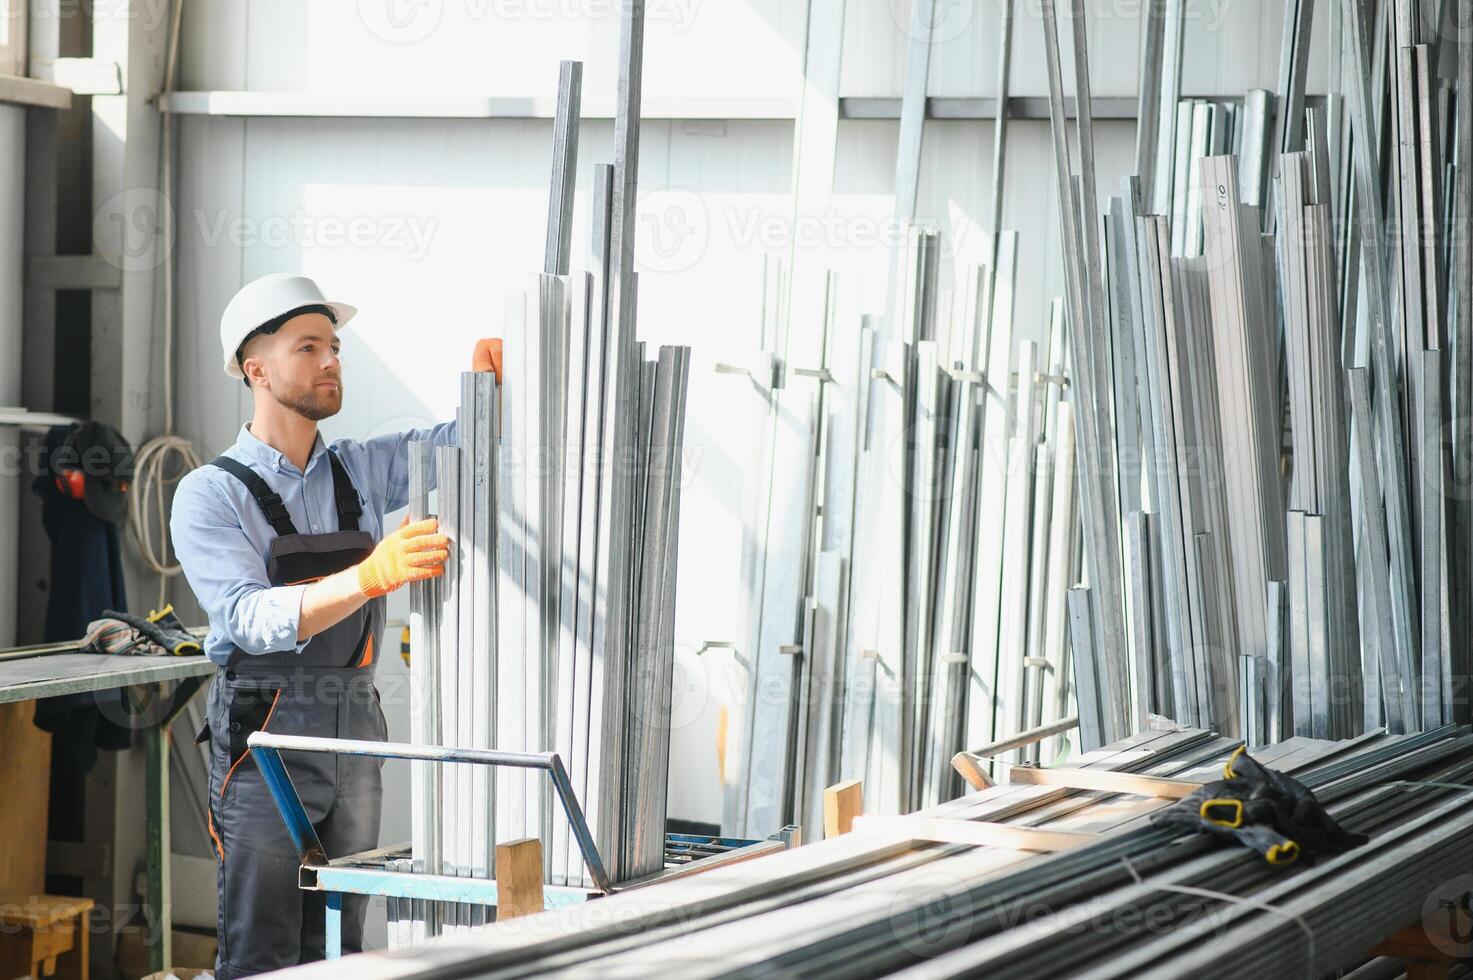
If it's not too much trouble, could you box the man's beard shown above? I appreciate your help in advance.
[275,377,343,421]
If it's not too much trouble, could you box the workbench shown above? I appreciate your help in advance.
[0,651,215,975]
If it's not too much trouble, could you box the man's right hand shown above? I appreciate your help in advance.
[356,518,449,598]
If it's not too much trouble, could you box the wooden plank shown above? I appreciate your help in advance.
[1007,765,1200,799]
[494,839,545,921]
[0,702,49,893]
[852,815,1099,853]
[823,780,863,839]
[0,73,70,110]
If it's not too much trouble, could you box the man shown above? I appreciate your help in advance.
[170,273,495,977]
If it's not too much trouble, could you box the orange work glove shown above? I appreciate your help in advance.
[356,518,449,598]
[472,338,503,381]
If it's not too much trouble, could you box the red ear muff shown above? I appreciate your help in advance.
[55,469,85,500]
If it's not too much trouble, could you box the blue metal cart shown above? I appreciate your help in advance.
[249,731,794,958]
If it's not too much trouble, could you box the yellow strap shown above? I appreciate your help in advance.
[1224,745,1246,780]
[147,603,175,623]
[1266,840,1300,865]
[1199,798,1244,829]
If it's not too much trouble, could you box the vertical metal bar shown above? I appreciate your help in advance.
[1039,0,1130,741]
[1151,0,1187,215]
[509,286,534,849]
[474,366,498,881]
[964,237,1020,751]
[553,271,592,885]
[653,348,690,831]
[628,347,683,875]
[1125,510,1155,725]
[988,0,1015,278]
[1040,399,1079,757]
[1420,347,1446,726]
[1106,207,1144,522]
[568,165,613,886]
[1135,215,1195,722]
[545,60,583,277]
[435,443,461,885]
[1066,587,1104,751]
[1135,0,1166,197]
[893,0,935,225]
[457,372,478,887]
[906,338,942,799]
[1450,0,1473,723]
[1342,0,1422,697]
[144,714,170,974]
[1276,0,1314,156]
[407,439,437,908]
[325,892,342,959]
[997,342,1039,747]
[1119,180,1161,515]
[589,0,647,882]
[1348,368,1414,732]
[1304,514,1331,738]
[1288,510,1311,736]
[1022,443,1056,743]
[1265,580,1286,742]
[783,0,847,373]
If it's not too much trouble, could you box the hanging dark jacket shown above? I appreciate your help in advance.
[31,423,133,770]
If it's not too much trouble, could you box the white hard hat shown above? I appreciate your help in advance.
[220,273,358,379]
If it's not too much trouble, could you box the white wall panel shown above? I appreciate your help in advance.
[180,0,806,102]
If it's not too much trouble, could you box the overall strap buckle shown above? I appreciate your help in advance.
[326,450,362,532]
[209,455,299,537]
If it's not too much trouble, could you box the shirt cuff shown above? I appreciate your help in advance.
[287,583,312,653]
[246,582,310,655]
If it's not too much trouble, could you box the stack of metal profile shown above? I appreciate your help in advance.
[723,0,1089,833]
[1076,0,1472,745]
[388,0,691,943]
[721,228,1086,832]
[724,0,1473,832]
[996,0,1473,745]
[303,724,1473,978]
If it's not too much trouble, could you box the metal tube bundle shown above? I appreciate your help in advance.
[720,0,1473,823]
[355,726,1473,977]
[723,227,1089,830]
[1037,0,1473,748]
[402,270,691,928]
[389,2,692,942]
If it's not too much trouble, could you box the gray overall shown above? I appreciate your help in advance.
[197,451,387,979]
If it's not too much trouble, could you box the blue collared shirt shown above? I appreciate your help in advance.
[170,420,458,665]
